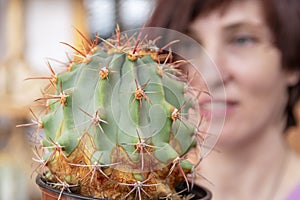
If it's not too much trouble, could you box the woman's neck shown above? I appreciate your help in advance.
[196,126,290,200]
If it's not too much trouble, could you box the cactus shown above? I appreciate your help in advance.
[22,27,205,200]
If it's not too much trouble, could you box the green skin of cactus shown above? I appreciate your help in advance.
[41,48,196,189]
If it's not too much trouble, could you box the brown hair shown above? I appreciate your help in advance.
[148,0,300,128]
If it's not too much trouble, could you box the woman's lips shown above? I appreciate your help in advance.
[199,99,238,119]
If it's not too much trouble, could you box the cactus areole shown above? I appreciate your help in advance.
[27,28,207,200]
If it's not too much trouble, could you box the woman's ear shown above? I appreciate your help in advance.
[285,70,300,87]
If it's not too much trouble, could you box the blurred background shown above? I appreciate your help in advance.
[0,0,299,199]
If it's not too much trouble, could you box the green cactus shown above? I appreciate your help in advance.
[25,28,202,199]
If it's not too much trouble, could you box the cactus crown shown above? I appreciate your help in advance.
[24,27,206,199]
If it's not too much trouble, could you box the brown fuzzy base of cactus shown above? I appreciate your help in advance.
[44,135,189,199]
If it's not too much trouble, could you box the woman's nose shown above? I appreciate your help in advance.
[199,43,232,89]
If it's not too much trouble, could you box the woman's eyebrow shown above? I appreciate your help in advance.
[222,21,263,32]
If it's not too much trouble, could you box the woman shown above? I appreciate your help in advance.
[148,0,300,199]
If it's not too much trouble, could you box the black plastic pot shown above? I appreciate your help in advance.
[36,175,212,200]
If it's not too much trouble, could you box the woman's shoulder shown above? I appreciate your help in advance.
[284,151,300,200]
[286,182,300,200]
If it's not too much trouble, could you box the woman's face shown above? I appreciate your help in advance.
[189,0,297,149]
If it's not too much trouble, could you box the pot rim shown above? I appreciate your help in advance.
[35,175,106,200]
[36,175,212,200]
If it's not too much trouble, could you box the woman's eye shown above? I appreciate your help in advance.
[230,35,257,46]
